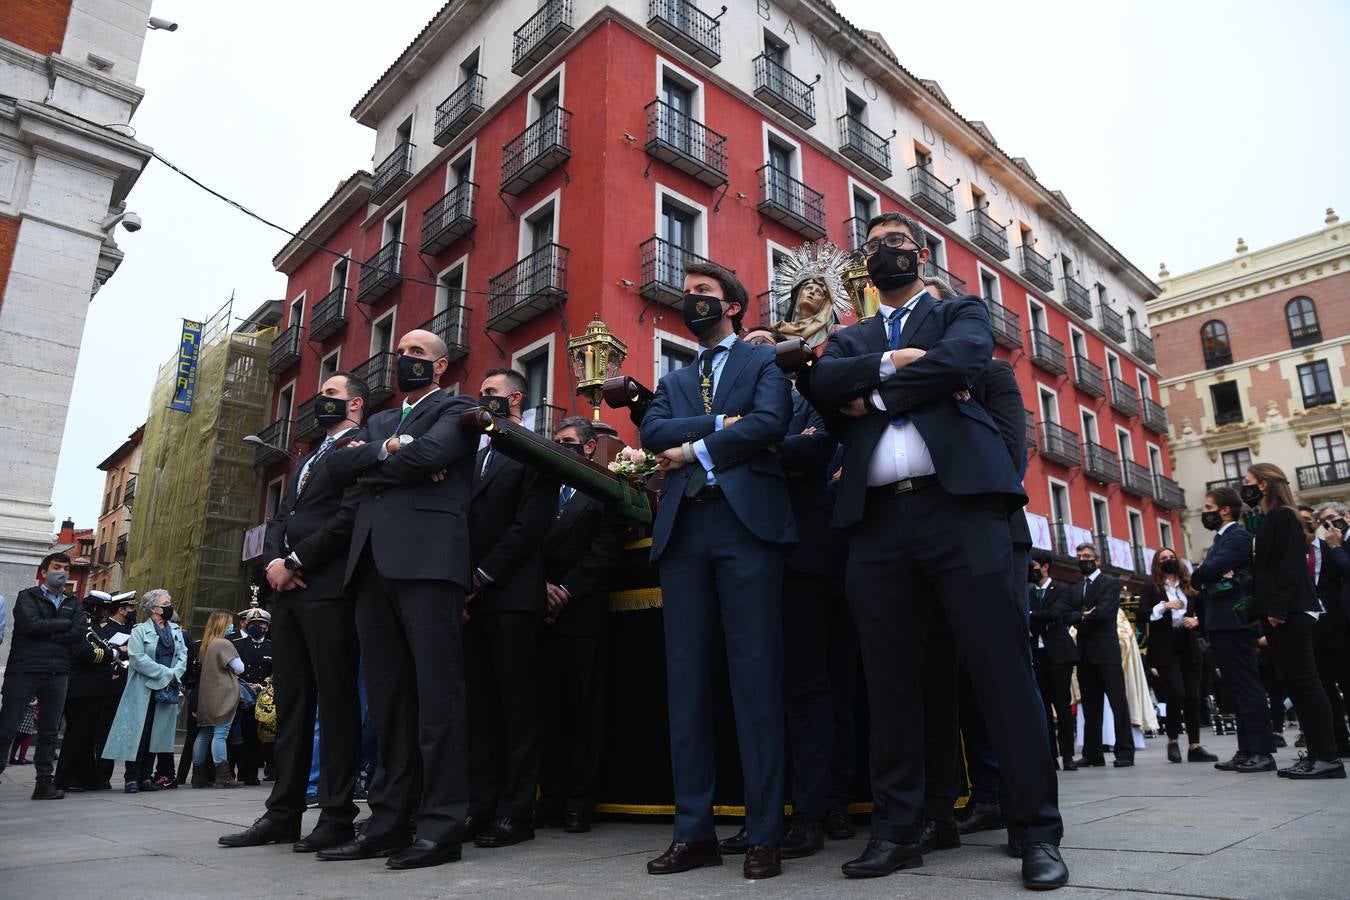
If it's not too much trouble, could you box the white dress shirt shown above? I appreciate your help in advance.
[865,293,936,487]
[377,388,440,461]
[1151,578,1187,628]
[691,333,738,486]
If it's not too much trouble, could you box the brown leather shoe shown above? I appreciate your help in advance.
[647,840,722,875]
[743,845,782,879]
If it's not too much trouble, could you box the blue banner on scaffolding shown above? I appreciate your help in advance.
[169,319,203,413]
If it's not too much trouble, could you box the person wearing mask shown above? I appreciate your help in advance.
[1027,551,1080,776]
[536,416,627,835]
[230,603,274,786]
[175,626,203,784]
[220,371,369,851]
[1191,486,1274,772]
[464,367,558,849]
[1242,465,1345,779]
[641,260,794,881]
[192,609,244,788]
[321,329,479,870]
[1072,544,1133,768]
[54,591,132,792]
[809,211,1064,889]
[0,552,88,799]
[102,590,188,792]
[1137,549,1216,764]
[1300,506,1350,757]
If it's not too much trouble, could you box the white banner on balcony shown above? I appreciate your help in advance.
[1025,511,1052,551]
[241,523,267,562]
[1068,525,1094,553]
[1142,546,1158,573]
[1108,536,1133,571]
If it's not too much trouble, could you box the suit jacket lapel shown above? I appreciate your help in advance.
[711,341,750,412]
[399,390,442,435]
[898,294,936,348]
[676,362,703,414]
[473,445,507,497]
[862,313,887,354]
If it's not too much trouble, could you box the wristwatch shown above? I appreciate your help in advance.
[397,434,415,446]
[283,557,302,572]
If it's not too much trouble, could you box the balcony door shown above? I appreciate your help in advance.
[524,204,555,295]
[661,78,694,155]
[767,139,795,212]
[1312,432,1349,484]
[660,202,696,289]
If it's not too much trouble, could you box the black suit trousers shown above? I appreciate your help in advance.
[1209,629,1275,755]
[1271,613,1338,762]
[538,628,605,816]
[54,695,119,789]
[1153,629,1203,745]
[354,548,468,843]
[265,591,362,826]
[782,570,834,822]
[1078,658,1133,760]
[826,584,860,811]
[465,610,542,820]
[1312,614,1350,749]
[846,487,1061,845]
[1032,650,1076,761]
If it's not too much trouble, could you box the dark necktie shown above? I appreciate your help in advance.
[481,447,495,477]
[886,308,910,426]
[699,345,727,415]
[298,435,336,495]
[558,485,575,514]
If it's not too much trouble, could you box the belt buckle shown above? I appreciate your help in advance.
[893,478,914,494]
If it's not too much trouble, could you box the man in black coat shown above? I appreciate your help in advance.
[536,416,626,835]
[54,591,131,792]
[220,371,368,851]
[1301,506,1350,755]
[319,329,479,870]
[464,368,558,849]
[1072,544,1132,767]
[231,604,274,786]
[1028,552,1080,770]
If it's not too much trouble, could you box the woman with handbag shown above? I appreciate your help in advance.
[192,610,245,788]
[101,590,187,793]
[1244,463,1346,780]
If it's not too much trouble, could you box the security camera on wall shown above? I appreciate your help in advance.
[147,17,179,31]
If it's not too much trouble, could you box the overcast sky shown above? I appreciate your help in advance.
[51,0,1350,527]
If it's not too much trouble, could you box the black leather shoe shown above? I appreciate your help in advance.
[1074,757,1106,768]
[1235,753,1277,773]
[534,808,565,829]
[563,811,591,834]
[957,801,1005,835]
[1215,752,1250,771]
[719,826,749,855]
[387,838,462,869]
[1188,746,1218,763]
[842,837,923,878]
[1273,733,1288,748]
[1167,743,1182,763]
[824,808,855,840]
[743,845,781,879]
[461,814,487,843]
[1282,756,1346,779]
[316,830,412,861]
[219,816,302,847]
[1061,757,1079,772]
[1008,836,1024,859]
[57,784,85,793]
[1337,745,1350,759]
[473,817,534,848]
[781,816,824,858]
[647,839,722,874]
[1022,842,1069,890]
[293,822,355,853]
[1113,757,1135,768]
[30,781,64,800]
[917,818,961,853]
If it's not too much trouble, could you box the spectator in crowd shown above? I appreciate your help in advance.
[192,609,245,789]
[55,591,131,792]
[7,699,37,765]
[1073,544,1133,768]
[1027,550,1080,774]
[1138,549,1216,763]
[1302,505,1350,757]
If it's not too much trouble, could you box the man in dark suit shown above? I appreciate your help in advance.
[809,212,1065,890]
[1072,543,1132,767]
[219,372,368,852]
[464,367,558,849]
[1029,551,1080,771]
[641,261,795,881]
[318,329,479,870]
[1298,506,1350,754]
[54,591,130,793]
[231,604,274,786]
[1191,486,1274,772]
[536,416,627,835]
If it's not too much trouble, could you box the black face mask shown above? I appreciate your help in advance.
[314,396,350,428]
[159,604,173,620]
[1027,566,1040,585]
[1239,483,1264,507]
[1077,559,1097,575]
[1160,558,1181,575]
[246,623,265,639]
[396,354,436,392]
[682,293,724,337]
[479,394,511,417]
[557,440,588,457]
[1200,510,1223,531]
[866,246,921,292]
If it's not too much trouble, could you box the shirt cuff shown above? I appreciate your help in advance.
[376,441,390,461]
[871,389,887,412]
[1151,602,1167,622]
[288,551,301,568]
[878,353,897,380]
[692,439,714,472]
[714,414,725,431]
[475,567,494,584]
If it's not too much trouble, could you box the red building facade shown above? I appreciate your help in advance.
[260,1,1183,582]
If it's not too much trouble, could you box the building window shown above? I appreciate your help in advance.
[370,310,395,357]
[1128,510,1145,550]
[1221,448,1252,481]
[331,257,349,292]
[1092,496,1110,537]
[289,296,304,328]
[1287,297,1321,347]
[1028,301,1046,335]
[1200,320,1231,368]
[319,349,340,387]
[1137,372,1151,401]
[659,340,696,380]
[846,92,867,124]
[970,184,987,211]
[1312,431,1349,466]
[1298,361,1336,408]
[1159,520,1173,550]
[1038,386,1059,425]
[1050,481,1070,525]
[451,150,473,187]
[264,479,284,520]
[1148,444,1164,476]
[277,384,295,423]
[1210,381,1243,426]
[1116,427,1134,461]
[1081,409,1099,443]
[914,142,932,169]
[383,207,404,246]
[979,267,1000,304]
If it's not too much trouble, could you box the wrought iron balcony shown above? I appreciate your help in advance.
[989,302,1022,350]
[487,243,568,332]
[1122,459,1154,497]
[1098,303,1126,342]
[1297,460,1350,492]
[357,240,402,304]
[371,140,413,205]
[647,0,722,67]
[310,286,348,342]
[1028,329,1066,375]
[351,352,396,406]
[293,394,325,444]
[1153,474,1186,509]
[922,260,967,296]
[1131,328,1156,364]
[1110,377,1140,417]
[1093,534,1117,571]
[1204,346,1233,369]
[268,323,303,374]
[512,0,573,75]
[501,106,571,195]
[1083,441,1121,484]
[1142,396,1168,434]
[123,474,136,507]
[1020,245,1054,292]
[970,207,1010,260]
[1073,355,1105,397]
[909,165,957,223]
[418,304,470,364]
[640,236,716,308]
[434,74,486,147]
[1025,410,1037,454]
[1290,323,1323,349]
[1039,421,1081,468]
[756,165,826,241]
[1062,275,1091,319]
[845,216,868,251]
[1214,405,1244,426]
[753,53,816,127]
[254,418,292,467]
[1206,477,1244,495]
[837,115,891,178]
[1051,521,1073,558]
[757,291,772,326]
[644,99,727,187]
[421,182,477,255]
[115,533,127,562]
[1304,389,1337,409]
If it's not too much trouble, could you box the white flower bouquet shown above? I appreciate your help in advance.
[608,445,658,482]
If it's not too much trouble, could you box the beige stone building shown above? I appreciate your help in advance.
[1148,209,1350,556]
[89,425,142,593]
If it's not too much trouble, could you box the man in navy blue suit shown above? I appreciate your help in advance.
[810,211,1066,890]
[641,262,795,881]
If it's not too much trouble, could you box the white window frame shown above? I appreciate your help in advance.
[319,349,341,390]
[288,293,305,329]
[656,56,705,122]
[1116,426,1134,461]
[653,328,700,385]
[976,261,1001,305]
[445,381,460,396]
[655,183,709,256]
[517,188,563,260]
[277,378,297,422]
[331,253,351,292]
[924,230,948,270]
[1146,442,1164,476]
[446,139,477,191]
[264,476,285,520]
[1026,297,1047,335]
[382,202,407,246]
[1067,324,1087,363]
[1079,404,1099,444]
[369,308,397,358]
[511,332,556,411]
[1137,370,1152,402]
[847,176,880,218]
[1158,518,1174,550]
[1104,349,1123,383]
[1048,476,1072,527]
[762,122,803,181]
[1090,492,1112,537]
[528,61,566,121]
[435,256,470,316]
[1038,385,1059,425]
[1127,508,1145,547]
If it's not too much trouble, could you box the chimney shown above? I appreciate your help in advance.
[58,517,75,544]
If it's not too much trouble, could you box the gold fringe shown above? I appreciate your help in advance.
[625,537,653,550]
[594,802,877,816]
[609,587,663,612]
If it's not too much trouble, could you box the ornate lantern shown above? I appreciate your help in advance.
[841,250,880,320]
[566,314,628,424]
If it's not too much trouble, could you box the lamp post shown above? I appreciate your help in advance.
[566,314,628,437]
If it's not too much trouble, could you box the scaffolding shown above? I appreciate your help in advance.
[124,300,276,628]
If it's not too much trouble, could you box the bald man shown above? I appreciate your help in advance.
[321,329,479,870]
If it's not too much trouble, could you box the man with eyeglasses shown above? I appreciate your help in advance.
[1307,505,1350,756]
[811,211,1067,890]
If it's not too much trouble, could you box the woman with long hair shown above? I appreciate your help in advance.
[1243,463,1345,779]
[1137,548,1217,763]
[191,610,244,788]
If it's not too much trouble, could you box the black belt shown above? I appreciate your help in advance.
[688,484,725,502]
[868,474,940,498]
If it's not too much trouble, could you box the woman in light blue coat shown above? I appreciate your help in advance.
[102,589,187,792]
